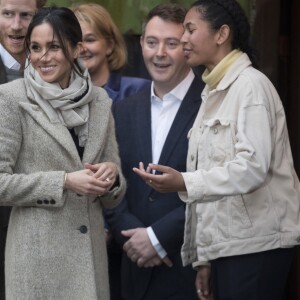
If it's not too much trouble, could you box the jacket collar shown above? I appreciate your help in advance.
[104,72,121,101]
[202,53,252,97]
[158,76,203,166]
[136,88,153,165]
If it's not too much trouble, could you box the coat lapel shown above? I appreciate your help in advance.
[82,91,107,164]
[158,77,203,166]
[136,89,153,165]
[19,101,82,166]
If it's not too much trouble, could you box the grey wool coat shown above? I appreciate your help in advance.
[0,79,126,300]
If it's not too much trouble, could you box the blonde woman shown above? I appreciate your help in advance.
[73,3,150,102]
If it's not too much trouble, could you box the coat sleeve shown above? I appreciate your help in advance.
[180,80,276,203]
[0,97,66,207]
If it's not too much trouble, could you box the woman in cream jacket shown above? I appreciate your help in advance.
[0,7,125,300]
[133,1,300,299]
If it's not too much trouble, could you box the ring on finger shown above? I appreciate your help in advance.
[196,289,201,294]
[148,179,152,184]
[131,255,137,262]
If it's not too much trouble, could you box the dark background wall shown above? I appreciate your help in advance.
[252,1,300,299]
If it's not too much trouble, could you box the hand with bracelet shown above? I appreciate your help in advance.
[63,169,110,197]
[64,162,118,196]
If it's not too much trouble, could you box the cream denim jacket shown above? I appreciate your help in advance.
[180,54,300,268]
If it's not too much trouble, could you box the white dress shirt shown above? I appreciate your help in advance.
[0,44,22,71]
[147,69,195,258]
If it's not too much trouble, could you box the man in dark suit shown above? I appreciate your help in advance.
[105,4,205,300]
[0,0,44,298]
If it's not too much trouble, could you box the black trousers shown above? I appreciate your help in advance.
[210,247,295,300]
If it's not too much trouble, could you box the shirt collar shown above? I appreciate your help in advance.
[0,44,22,71]
[151,69,195,102]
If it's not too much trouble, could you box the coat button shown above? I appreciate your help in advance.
[50,199,56,205]
[37,200,43,205]
[79,225,88,234]
[191,154,195,161]
[213,128,218,134]
[149,197,154,202]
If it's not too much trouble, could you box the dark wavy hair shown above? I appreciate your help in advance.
[191,0,257,67]
[25,7,84,75]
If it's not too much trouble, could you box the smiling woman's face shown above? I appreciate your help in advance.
[29,22,77,89]
[79,21,113,76]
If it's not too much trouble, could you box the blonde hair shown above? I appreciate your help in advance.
[72,3,127,71]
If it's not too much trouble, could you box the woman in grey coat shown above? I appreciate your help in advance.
[0,7,125,300]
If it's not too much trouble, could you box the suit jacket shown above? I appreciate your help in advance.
[106,76,204,300]
[0,79,126,300]
[104,71,150,102]
[0,57,6,84]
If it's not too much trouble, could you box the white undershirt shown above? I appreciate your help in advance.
[147,69,195,258]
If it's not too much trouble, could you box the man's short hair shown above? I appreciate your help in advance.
[142,3,187,36]
[36,0,47,8]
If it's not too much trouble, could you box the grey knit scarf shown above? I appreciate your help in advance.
[24,62,93,146]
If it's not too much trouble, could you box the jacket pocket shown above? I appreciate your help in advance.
[195,202,216,246]
[213,196,253,242]
[238,186,280,237]
[187,127,201,172]
[204,118,236,166]
[229,195,253,238]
